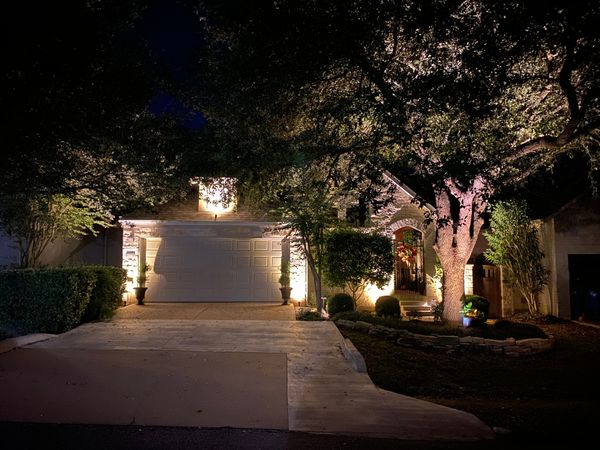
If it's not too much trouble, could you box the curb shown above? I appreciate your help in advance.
[339,337,367,373]
[0,333,57,354]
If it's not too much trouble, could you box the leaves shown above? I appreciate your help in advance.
[0,193,113,268]
[323,229,394,304]
[484,200,549,315]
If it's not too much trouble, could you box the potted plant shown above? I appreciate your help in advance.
[134,262,150,305]
[278,261,292,305]
[461,296,489,327]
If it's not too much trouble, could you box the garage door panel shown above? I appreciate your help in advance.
[253,256,268,267]
[145,237,282,302]
[236,240,251,251]
[236,256,251,268]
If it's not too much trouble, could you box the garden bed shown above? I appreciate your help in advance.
[338,319,600,442]
[331,311,548,338]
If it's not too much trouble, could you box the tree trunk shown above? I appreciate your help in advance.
[441,260,467,323]
[433,177,489,323]
[304,239,323,312]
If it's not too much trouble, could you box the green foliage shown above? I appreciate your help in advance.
[331,311,465,337]
[0,267,96,335]
[200,0,600,323]
[326,293,354,316]
[323,229,394,305]
[238,157,388,311]
[461,295,490,322]
[278,261,291,287]
[331,310,547,340]
[80,266,127,323]
[484,200,549,315]
[431,299,445,323]
[0,193,113,268]
[136,262,150,288]
[375,295,401,318]
[296,310,325,321]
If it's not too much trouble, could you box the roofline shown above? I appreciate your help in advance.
[543,193,587,221]
[382,171,436,212]
[117,219,281,227]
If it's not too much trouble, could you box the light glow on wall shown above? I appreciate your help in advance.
[364,278,395,304]
[198,177,236,214]
[289,243,306,302]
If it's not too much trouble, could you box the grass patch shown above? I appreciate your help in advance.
[340,320,600,441]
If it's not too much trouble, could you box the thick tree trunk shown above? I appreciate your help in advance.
[441,261,467,323]
[433,177,489,323]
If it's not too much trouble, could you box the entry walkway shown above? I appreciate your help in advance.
[3,312,494,441]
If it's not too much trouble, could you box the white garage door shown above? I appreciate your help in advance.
[144,237,282,302]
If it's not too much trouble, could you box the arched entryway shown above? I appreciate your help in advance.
[393,227,425,294]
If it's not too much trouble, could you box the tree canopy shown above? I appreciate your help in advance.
[197,0,600,321]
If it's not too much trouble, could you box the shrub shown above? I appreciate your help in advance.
[0,267,96,335]
[331,310,465,336]
[485,320,547,340]
[296,310,326,321]
[461,294,490,323]
[431,299,444,322]
[80,265,127,323]
[375,295,401,318]
[326,293,354,316]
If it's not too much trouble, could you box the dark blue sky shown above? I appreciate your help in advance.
[140,0,206,129]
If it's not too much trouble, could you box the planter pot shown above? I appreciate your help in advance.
[279,287,292,305]
[134,287,148,305]
[462,316,473,328]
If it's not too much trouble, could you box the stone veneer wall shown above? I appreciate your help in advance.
[336,320,555,357]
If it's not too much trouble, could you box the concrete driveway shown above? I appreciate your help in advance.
[0,303,494,442]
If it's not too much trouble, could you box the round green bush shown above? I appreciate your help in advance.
[375,295,401,318]
[327,293,354,316]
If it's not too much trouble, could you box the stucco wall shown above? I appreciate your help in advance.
[545,195,600,318]
[0,228,122,269]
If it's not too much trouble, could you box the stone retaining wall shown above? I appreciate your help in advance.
[336,320,554,357]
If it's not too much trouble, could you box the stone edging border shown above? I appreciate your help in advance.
[335,320,554,357]
[339,337,367,372]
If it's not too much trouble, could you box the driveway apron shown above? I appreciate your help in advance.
[0,303,494,441]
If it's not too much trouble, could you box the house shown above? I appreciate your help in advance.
[119,178,305,304]
[0,228,122,269]
[4,173,595,320]
[509,194,600,320]
[119,174,443,312]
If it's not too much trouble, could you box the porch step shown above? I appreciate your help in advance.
[396,293,434,318]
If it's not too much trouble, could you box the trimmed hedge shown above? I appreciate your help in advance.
[80,265,127,323]
[0,265,126,337]
[327,293,354,316]
[375,295,401,318]
[0,267,96,335]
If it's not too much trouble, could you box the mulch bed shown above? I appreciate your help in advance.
[340,317,600,442]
